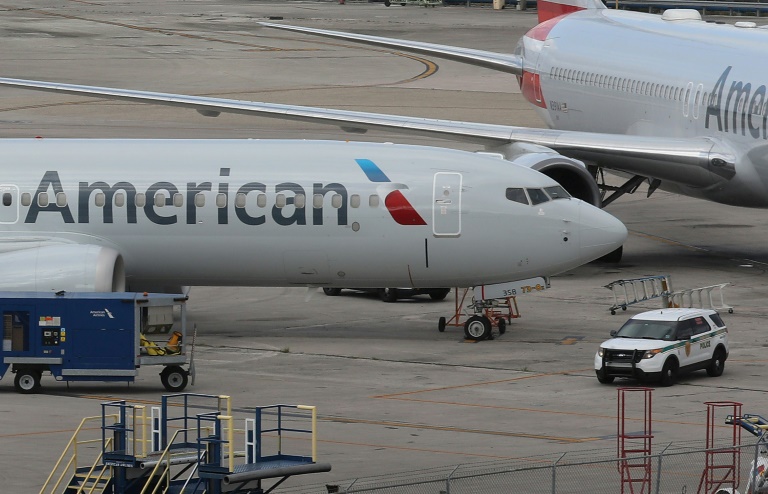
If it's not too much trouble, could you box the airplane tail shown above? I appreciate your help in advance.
[537,0,606,23]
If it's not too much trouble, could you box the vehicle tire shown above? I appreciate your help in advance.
[429,289,450,301]
[160,366,189,392]
[706,348,726,377]
[438,316,446,332]
[596,368,614,384]
[497,318,507,335]
[464,315,491,341]
[384,0,390,5]
[378,288,399,303]
[659,359,678,387]
[14,369,42,394]
[323,287,342,296]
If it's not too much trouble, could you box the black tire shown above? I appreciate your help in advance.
[497,318,507,335]
[464,315,491,341]
[384,0,390,5]
[323,287,342,296]
[438,316,446,332]
[160,365,189,392]
[378,288,399,303]
[596,368,614,384]
[429,289,450,301]
[706,348,726,377]
[659,359,678,387]
[14,369,42,394]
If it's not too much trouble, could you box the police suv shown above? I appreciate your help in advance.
[595,308,729,386]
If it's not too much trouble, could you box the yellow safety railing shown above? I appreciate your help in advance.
[297,405,317,462]
[139,428,192,494]
[71,437,112,494]
[40,414,118,494]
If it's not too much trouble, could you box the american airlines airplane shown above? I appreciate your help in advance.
[0,138,625,294]
[1,0,758,223]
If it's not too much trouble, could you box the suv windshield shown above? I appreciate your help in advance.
[615,319,678,340]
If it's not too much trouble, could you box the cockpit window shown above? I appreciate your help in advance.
[527,188,550,205]
[544,186,570,200]
[505,188,529,205]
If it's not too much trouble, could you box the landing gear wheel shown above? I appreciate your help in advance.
[707,348,726,377]
[596,368,614,384]
[438,316,446,332]
[659,359,678,387]
[464,315,492,341]
[160,366,189,392]
[322,287,342,296]
[14,369,42,394]
[378,288,399,303]
[497,318,507,335]
[429,289,450,301]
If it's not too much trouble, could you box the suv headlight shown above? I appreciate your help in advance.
[598,347,605,357]
[642,349,662,359]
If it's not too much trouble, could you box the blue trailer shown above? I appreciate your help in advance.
[0,291,192,393]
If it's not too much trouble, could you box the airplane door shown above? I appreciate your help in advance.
[0,185,19,224]
[432,172,462,237]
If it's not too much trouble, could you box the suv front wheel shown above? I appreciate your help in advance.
[659,358,678,387]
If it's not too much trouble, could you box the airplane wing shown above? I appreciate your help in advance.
[0,76,736,192]
[258,22,523,75]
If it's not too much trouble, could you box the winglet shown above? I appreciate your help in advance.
[537,0,606,23]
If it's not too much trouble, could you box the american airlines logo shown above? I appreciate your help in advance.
[90,308,115,318]
[707,66,768,140]
[355,159,426,226]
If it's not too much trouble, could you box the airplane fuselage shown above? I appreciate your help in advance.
[0,138,624,292]
[520,8,768,206]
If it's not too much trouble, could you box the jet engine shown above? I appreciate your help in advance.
[487,143,602,207]
[0,244,125,292]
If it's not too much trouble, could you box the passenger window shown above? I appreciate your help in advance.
[331,194,342,209]
[505,188,529,205]
[215,193,226,208]
[691,317,710,335]
[2,193,11,207]
[313,194,323,209]
[173,193,183,207]
[257,194,267,208]
[115,193,125,207]
[350,194,361,208]
[275,194,286,208]
[369,194,380,208]
[294,194,306,209]
[95,192,105,207]
[21,193,31,207]
[154,193,165,208]
[235,193,247,208]
[56,192,67,207]
[194,193,205,208]
[135,193,146,208]
[37,192,49,207]
[527,188,550,205]
[544,186,570,200]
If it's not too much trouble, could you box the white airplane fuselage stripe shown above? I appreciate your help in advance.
[0,139,624,290]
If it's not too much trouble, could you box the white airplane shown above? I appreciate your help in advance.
[0,138,625,294]
[1,0,758,220]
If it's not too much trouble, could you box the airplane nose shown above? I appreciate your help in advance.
[578,203,628,262]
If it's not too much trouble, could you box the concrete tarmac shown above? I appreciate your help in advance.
[1,1,768,492]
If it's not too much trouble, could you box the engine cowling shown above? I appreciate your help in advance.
[0,244,125,292]
[486,143,602,207]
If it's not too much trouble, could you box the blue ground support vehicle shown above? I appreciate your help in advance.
[0,291,191,393]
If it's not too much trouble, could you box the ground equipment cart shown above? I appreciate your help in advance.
[0,291,191,393]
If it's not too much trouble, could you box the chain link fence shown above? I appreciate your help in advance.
[279,440,765,494]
